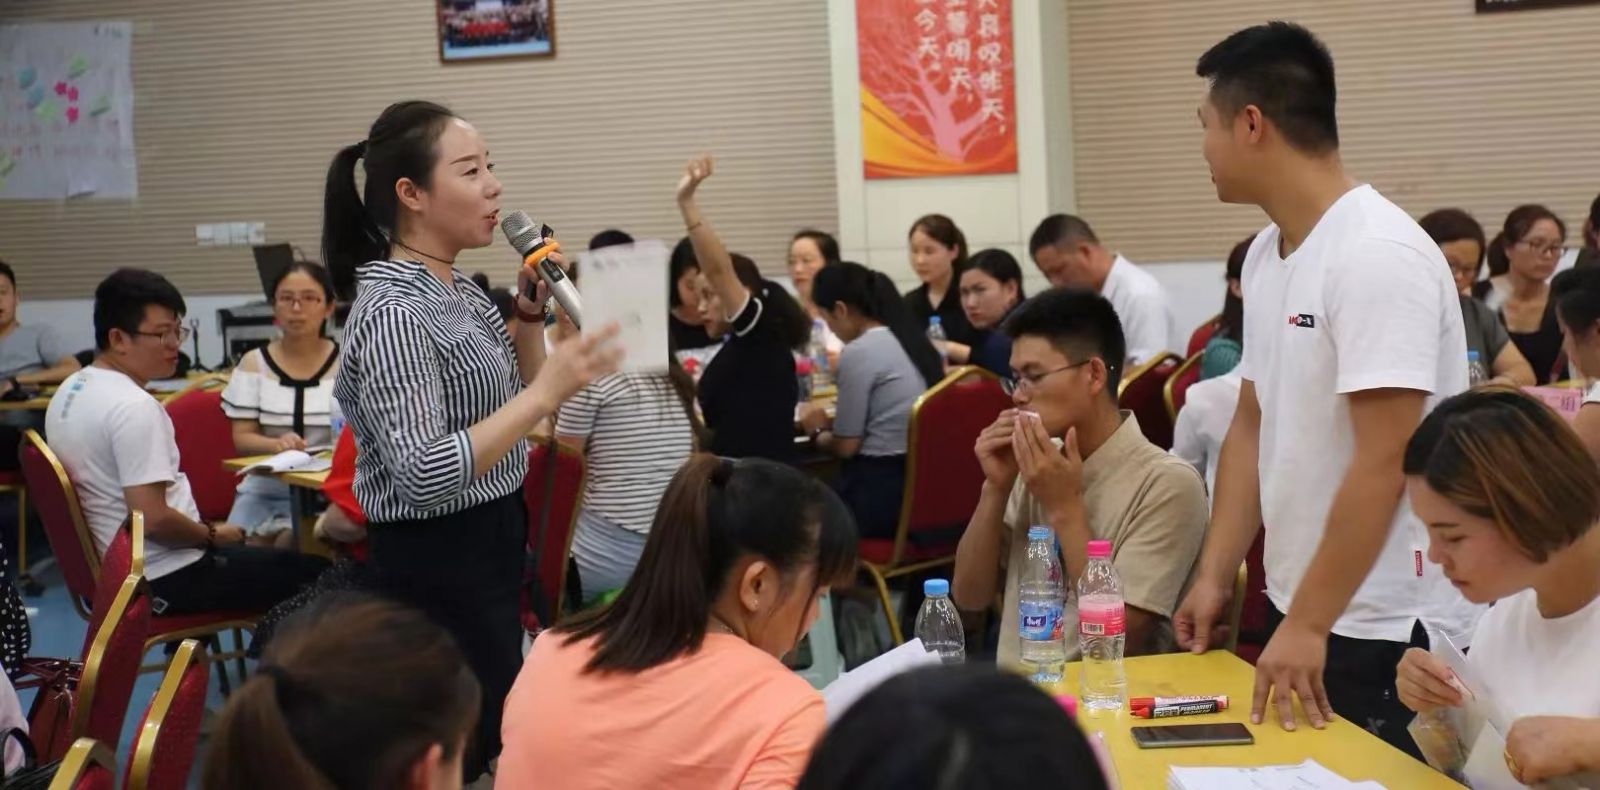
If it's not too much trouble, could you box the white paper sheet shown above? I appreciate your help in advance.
[821,638,942,723]
[578,241,670,374]
[1168,759,1384,790]
[236,450,330,476]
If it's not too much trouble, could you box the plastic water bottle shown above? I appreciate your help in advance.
[1467,350,1487,387]
[808,319,833,389]
[926,316,948,363]
[795,357,814,401]
[329,396,346,440]
[913,579,965,664]
[1018,526,1067,685]
[1078,539,1127,710]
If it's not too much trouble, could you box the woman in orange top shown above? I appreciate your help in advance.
[499,454,858,789]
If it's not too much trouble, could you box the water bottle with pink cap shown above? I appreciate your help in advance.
[1077,539,1127,711]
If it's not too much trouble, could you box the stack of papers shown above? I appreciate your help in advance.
[236,450,331,475]
[820,638,942,723]
[1169,760,1385,790]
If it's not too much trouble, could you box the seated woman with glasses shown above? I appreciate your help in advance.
[221,261,341,547]
[1472,205,1568,384]
[1419,209,1536,387]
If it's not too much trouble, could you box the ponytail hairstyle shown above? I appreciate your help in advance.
[909,214,970,269]
[1486,204,1566,279]
[556,454,858,673]
[792,229,842,265]
[202,594,480,790]
[812,261,945,387]
[322,100,458,300]
[730,253,811,352]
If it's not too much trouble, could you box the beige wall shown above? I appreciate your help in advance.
[0,0,838,299]
[1068,0,1600,262]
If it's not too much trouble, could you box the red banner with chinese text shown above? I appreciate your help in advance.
[857,0,1017,179]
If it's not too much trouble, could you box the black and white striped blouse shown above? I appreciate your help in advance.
[334,260,528,523]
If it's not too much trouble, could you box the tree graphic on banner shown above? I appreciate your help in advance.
[857,0,1015,175]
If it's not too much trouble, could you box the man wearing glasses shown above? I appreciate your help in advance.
[46,268,325,616]
[951,288,1208,668]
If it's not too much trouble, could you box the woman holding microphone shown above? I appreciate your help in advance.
[322,100,619,782]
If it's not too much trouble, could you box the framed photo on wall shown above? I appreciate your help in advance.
[437,0,554,62]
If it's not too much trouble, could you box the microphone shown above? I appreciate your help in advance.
[500,210,583,329]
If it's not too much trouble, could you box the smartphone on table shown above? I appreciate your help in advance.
[1130,722,1254,749]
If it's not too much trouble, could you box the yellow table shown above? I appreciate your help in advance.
[1055,652,1461,789]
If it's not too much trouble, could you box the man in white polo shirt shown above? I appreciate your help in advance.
[1173,22,1480,756]
[1028,215,1175,366]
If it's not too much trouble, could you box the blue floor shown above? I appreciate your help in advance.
[19,559,235,787]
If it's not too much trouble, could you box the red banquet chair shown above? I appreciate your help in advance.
[124,639,209,790]
[860,367,1012,644]
[162,380,235,522]
[521,439,586,633]
[48,738,118,790]
[1186,313,1223,357]
[1163,351,1205,423]
[1117,353,1182,451]
[73,573,151,759]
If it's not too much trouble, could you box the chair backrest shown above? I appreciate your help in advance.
[163,386,236,522]
[522,440,585,626]
[1163,352,1205,422]
[74,574,151,753]
[86,512,146,656]
[20,430,100,619]
[890,367,1012,566]
[1186,314,1222,357]
[48,738,118,790]
[1118,353,1182,451]
[124,639,209,790]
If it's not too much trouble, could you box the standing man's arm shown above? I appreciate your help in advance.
[1252,388,1424,731]
[1175,379,1264,652]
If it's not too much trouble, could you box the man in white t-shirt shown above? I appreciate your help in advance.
[1028,215,1176,366]
[45,269,325,615]
[1172,22,1481,756]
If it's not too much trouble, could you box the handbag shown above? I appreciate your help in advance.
[0,724,64,788]
[12,659,80,765]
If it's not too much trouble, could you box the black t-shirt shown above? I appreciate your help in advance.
[697,295,798,462]
[905,282,980,348]
[1504,300,1566,385]
[670,314,716,352]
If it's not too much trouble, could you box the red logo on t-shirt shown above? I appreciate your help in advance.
[1287,313,1316,329]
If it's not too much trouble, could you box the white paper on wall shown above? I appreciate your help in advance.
[0,21,137,200]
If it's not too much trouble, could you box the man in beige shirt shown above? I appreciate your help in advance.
[952,288,1209,669]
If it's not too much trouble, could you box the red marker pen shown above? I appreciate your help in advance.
[1130,699,1226,718]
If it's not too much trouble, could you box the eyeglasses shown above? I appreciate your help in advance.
[1001,359,1098,395]
[1515,240,1565,259]
[134,326,192,347]
[275,294,327,308]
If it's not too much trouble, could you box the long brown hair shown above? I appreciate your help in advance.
[1404,386,1600,562]
[556,454,858,673]
[202,595,480,790]
[909,214,970,269]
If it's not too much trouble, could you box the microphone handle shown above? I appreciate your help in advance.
[539,259,583,330]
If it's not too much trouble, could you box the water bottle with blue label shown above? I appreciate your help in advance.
[1018,525,1067,684]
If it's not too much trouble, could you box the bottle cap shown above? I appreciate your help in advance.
[929,316,942,325]
[923,578,950,597]
[1467,350,1480,362]
[1028,525,1051,541]
[795,357,813,375]
[1086,539,1112,558]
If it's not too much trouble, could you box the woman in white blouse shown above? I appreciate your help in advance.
[222,261,340,547]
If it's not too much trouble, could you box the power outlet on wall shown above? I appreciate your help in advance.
[194,222,266,247]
